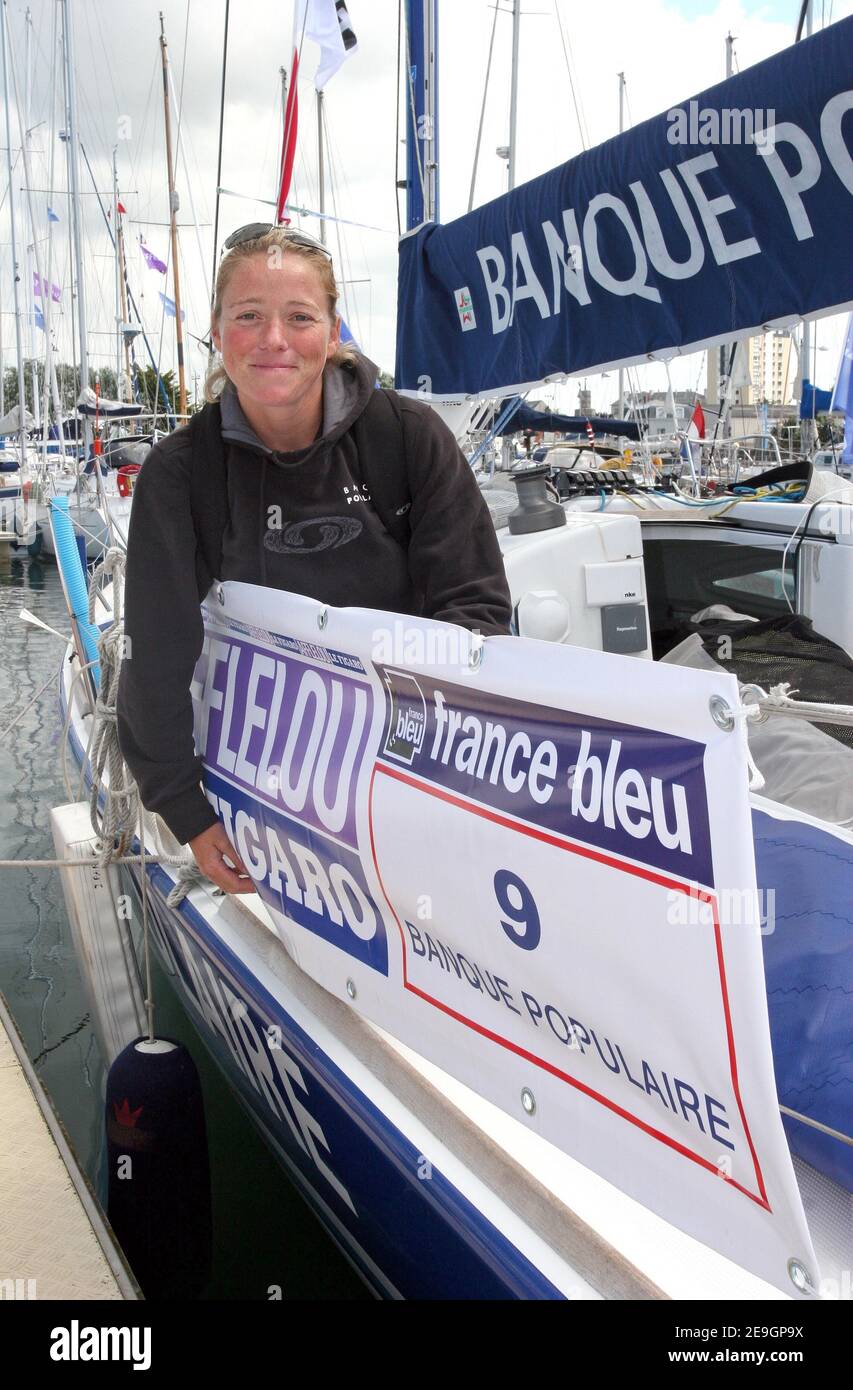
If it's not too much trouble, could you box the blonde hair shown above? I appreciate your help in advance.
[204,228,359,403]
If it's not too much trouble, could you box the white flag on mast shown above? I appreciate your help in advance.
[296,0,358,91]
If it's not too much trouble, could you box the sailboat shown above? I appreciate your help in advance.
[50,2,853,1300]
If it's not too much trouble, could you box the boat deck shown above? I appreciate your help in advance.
[0,991,138,1301]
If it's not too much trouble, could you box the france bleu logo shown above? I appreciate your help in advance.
[382,670,427,766]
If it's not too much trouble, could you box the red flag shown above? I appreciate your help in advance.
[117,200,127,215]
[275,49,300,224]
[689,402,705,439]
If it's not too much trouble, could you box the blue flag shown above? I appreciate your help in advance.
[47,206,60,222]
[158,291,185,322]
[831,314,853,417]
[34,305,45,332]
[799,379,835,419]
[830,314,853,464]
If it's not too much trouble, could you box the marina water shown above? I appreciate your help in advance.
[0,550,368,1300]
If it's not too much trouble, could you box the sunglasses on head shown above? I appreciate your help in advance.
[222,223,333,259]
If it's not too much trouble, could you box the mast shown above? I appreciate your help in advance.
[61,0,90,449]
[159,12,187,419]
[62,0,115,536]
[798,1,813,453]
[617,72,626,418]
[113,147,120,388]
[317,89,326,244]
[113,150,132,401]
[508,0,520,191]
[1,0,29,472]
[59,0,95,461]
[707,31,738,442]
[24,8,40,431]
[10,1,64,452]
[404,0,439,229]
[209,0,230,327]
[40,0,65,454]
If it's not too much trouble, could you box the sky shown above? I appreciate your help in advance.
[1,0,851,419]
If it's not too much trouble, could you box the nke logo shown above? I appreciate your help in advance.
[382,671,427,766]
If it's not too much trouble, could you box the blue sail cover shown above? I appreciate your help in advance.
[397,18,853,401]
[494,400,641,439]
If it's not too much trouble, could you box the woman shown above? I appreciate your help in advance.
[117,225,512,893]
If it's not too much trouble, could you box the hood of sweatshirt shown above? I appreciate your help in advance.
[219,350,380,470]
[218,350,380,584]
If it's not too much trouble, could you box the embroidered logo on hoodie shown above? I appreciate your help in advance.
[264,515,363,554]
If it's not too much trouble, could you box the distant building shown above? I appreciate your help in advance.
[610,390,719,441]
[707,332,796,409]
[577,388,592,415]
[728,402,796,443]
[743,330,796,406]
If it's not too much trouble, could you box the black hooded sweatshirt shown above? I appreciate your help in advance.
[117,353,512,844]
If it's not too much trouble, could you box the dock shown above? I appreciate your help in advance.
[0,990,138,1301]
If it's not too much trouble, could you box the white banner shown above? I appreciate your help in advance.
[192,582,818,1297]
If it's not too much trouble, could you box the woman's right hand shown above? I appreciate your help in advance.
[188,822,255,894]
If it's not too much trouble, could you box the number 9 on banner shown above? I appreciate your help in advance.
[495,869,541,951]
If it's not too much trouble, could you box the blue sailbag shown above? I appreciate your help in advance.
[396,16,853,400]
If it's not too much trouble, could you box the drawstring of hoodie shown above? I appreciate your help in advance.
[259,455,269,585]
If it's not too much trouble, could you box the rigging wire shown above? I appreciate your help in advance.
[256,72,283,226]
[128,54,160,220]
[553,0,588,151]
[210,0,230,300]
[80,3,115,171]
[468,0,502,213]
[321,97,367,346]
[321,99,354,333]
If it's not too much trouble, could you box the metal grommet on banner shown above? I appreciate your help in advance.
[709,694,734,731]
[710,691,766,790]
[468,633,484,672]
[345,978,356,1001]
[740,683,769,724]
[787,1259,815,1295]
[317,608,328,631]
[520,1087,536,1116]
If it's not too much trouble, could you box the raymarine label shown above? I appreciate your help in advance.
[376,667,713,886]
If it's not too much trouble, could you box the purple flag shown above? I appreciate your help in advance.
[140,240,168,274]
[32,271,61,304]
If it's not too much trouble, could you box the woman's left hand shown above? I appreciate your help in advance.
[189,822,255,894]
